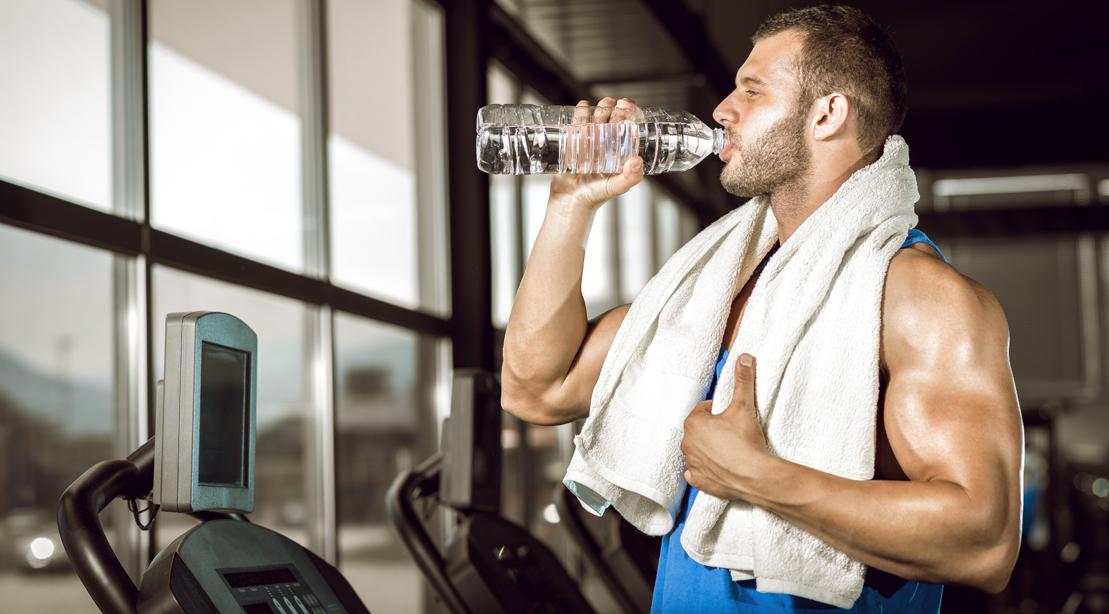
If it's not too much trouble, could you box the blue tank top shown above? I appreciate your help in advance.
[650,229,946,614]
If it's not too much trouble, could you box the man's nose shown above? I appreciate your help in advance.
[713,98,736,127]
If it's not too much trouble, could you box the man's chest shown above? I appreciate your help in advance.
[722,272,907,480]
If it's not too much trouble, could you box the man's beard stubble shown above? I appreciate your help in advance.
[719,105,811,200]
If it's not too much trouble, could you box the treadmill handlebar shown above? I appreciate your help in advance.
[56,437,251,614]
[386,452,471,614]
[57,437,156,614]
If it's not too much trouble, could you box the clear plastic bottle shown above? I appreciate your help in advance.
[476,104,726,175]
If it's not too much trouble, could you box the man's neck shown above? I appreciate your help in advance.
[770,153,871,244]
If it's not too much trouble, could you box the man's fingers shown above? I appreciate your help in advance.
[613,97,640,122]
[594,97,616,123]
[574,100,592,125]
[683,400,714,434]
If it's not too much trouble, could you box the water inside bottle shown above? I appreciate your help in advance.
[476,105,725,176]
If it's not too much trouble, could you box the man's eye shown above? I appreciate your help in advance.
[746,90,758,96]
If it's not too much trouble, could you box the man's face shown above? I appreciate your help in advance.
[713,32,812,198]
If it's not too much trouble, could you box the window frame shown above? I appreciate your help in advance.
[0,0,455,582]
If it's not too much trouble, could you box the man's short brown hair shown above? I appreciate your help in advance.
[752,5,907,158]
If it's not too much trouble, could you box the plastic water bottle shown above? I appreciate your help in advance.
[476,104,726,175]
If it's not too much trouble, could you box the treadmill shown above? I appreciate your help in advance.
[386,369,596,614]
[57,312,371,614]
[553,483,661,614]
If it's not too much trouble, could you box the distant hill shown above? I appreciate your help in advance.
[0,348,111,436]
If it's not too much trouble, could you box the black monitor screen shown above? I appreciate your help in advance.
[472,390,502,503]
[198,342,249,487]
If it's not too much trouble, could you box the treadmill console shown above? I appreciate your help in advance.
[137,520,367,614]
[154,311,258,513]
[441,369,502,513]
[61,311,371,614]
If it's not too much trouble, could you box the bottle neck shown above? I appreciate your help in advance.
[712,128,726,155]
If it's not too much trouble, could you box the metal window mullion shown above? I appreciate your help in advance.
[111,254,149,583]
[305,305,338,564]
[109,0,151,582]
[111,0,147,223]
[297,0,338,565]
[414,0,452,318]
[300,0,331,282]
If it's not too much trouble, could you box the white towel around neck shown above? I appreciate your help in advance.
[563,135,920,608]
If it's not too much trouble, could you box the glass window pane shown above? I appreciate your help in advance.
[488,62,516,105]
[151,266,310,549]
[334,313,432,614]
[491,174,519,329]
[149,0,303,271]
[0,224,114,612]
[521,175,549,268]
[521,88,553,269]
[619,183,655,303]
[582,202,618,318]
[680,202,700,246]
[329,0,442,309]
[489,64,519,329]
[0,0,111,210]
[656,192,699,264]
[655,191,682,263]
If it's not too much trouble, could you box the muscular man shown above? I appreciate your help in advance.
[501,5,1023,612]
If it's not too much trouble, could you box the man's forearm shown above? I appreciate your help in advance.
[501,198,597,419]
[734,454,1019,592]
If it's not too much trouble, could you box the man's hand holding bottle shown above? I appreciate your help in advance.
[548,97,645,215]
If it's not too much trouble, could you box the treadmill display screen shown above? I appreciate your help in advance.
[198,342,249,487]
[224,567,297,588]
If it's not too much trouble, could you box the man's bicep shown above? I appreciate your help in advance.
[881,268,1022,513]
[554,303,630,420]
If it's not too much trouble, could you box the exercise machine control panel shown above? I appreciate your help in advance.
[138,520,363,614]
[220,566,329,614]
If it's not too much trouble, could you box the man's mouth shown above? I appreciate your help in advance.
[720,138,737,160]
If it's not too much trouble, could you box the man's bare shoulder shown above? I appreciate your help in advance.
[881,244,1008,365]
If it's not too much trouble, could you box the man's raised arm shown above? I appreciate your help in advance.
[500,98,644,425]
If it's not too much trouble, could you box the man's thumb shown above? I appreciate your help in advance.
[734,353,756,396]
[608,156,644,194]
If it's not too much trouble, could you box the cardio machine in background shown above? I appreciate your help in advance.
[553,483,661,614]
[57,312,370,614]
[387,369,598,614]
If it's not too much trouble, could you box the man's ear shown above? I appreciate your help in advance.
[812,92,850,141]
